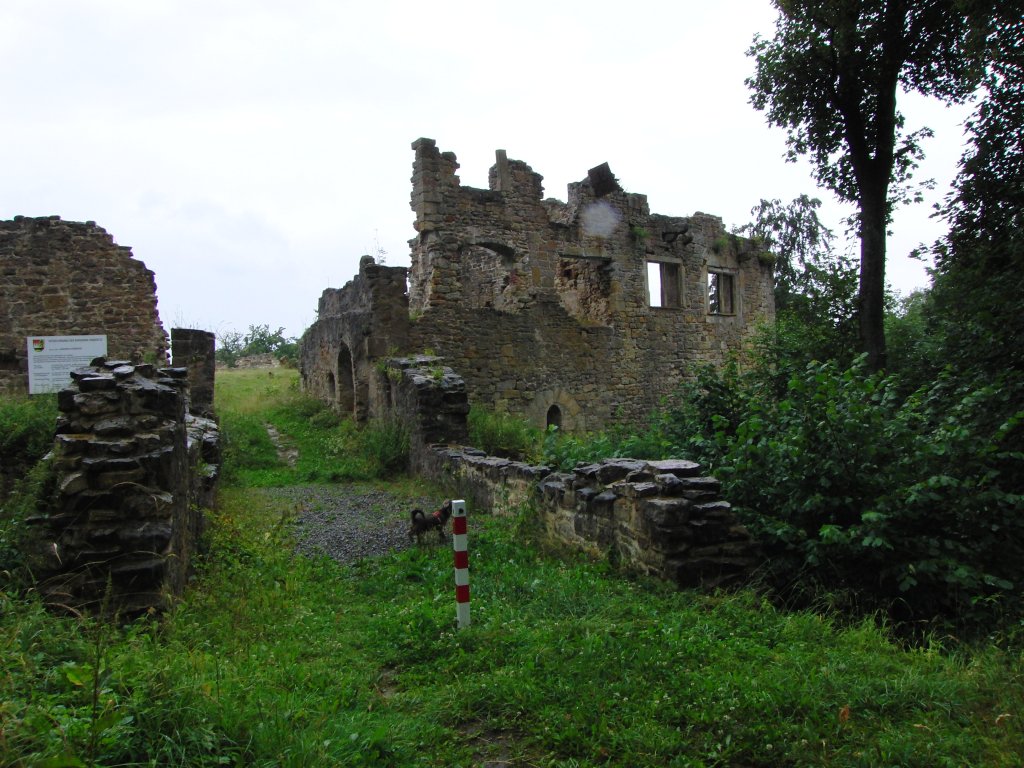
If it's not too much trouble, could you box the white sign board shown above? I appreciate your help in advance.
[26,335,108,394]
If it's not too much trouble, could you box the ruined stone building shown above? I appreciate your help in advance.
[0,216,168,393]
[300,139,774,432]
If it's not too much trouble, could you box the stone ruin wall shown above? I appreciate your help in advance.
[300,139,775,433]
[26,357,220,616]
[387,362,758,589]
[0,216,168,393]
[301,255,413,422]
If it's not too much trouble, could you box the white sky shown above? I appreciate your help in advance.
[1,1,972,340]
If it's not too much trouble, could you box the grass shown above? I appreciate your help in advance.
[1,369,1022,766]
[217,369,408,485]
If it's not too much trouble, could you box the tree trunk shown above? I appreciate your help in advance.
[858,189,888,371]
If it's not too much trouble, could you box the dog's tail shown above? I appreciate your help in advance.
[410,509,425,523]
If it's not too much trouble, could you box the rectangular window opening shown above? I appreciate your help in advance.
[708,271,734,315]
[647,261,681,308]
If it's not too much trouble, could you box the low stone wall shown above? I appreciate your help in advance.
[227,353,280,370]
[383,355,758,589]
[26,359,219,615]
[419,445,759,589]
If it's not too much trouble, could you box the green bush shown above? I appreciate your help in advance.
[672,358,1024,627]
[0,394,57,473]
[0,394,58,582]
[542,414,678,471]
[467,405,542,461]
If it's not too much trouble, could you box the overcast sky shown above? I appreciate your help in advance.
[1,1,972,340]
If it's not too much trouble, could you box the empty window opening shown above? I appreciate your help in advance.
[708,271,735,315]
[546,404,563,430]
[647,261,681,308]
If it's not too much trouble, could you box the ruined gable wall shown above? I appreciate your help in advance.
[405,140,774,429]
[300,139,774,431]
[0,216,168,393]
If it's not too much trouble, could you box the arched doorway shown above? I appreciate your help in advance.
[546,404,563,430]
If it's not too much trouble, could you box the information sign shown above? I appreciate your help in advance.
[26,335,108,394]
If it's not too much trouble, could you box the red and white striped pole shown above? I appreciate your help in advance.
[451,499,470,629]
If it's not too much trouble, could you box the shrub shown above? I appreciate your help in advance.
[0,394,58,582]
[0,394,57,473]
[542,414,678,471]
[672,357,1024,627]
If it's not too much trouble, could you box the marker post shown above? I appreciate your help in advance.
[451,499,470,628]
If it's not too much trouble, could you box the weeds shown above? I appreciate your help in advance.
[468,404,543,461]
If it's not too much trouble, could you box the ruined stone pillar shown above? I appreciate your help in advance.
[171,328,216,415]
[26,359,208,616]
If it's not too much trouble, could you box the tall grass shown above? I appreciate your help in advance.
[0,392,57,466]
[216,369,409,484]
[467,404,543,461]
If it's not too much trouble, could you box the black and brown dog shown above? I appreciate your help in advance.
[408,499,453,543]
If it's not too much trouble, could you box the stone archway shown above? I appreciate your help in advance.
[530,388,583,433]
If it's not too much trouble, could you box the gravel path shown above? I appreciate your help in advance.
[257,485,447,563]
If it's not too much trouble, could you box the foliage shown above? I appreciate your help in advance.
[0,455,57,583]
[747,0,989,369]
[359,416,410,475]
[542,412,678,471]
[738,195,860,368]
[216,324,299,368]
[671,357,1024,626]
[884,288,943,393]
[0,394,59,583]
[929,13,1024,381]
[467,405,543,461]
[0,393,57,477]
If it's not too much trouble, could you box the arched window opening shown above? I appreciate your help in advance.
[546,404,563,430]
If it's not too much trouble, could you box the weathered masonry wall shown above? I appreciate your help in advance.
[26,359,220,616]
[0,216,168,393]
[300,139,774,433]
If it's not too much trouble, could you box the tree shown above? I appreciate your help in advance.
[930,12,1024,376]
[747,0,986,370]
[739,195,858,367]
[239,325,287,356]
[215,330,244,368]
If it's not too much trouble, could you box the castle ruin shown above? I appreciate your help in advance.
[300,139,775,432]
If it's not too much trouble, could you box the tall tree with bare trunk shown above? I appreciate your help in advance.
[747,0,988,370]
